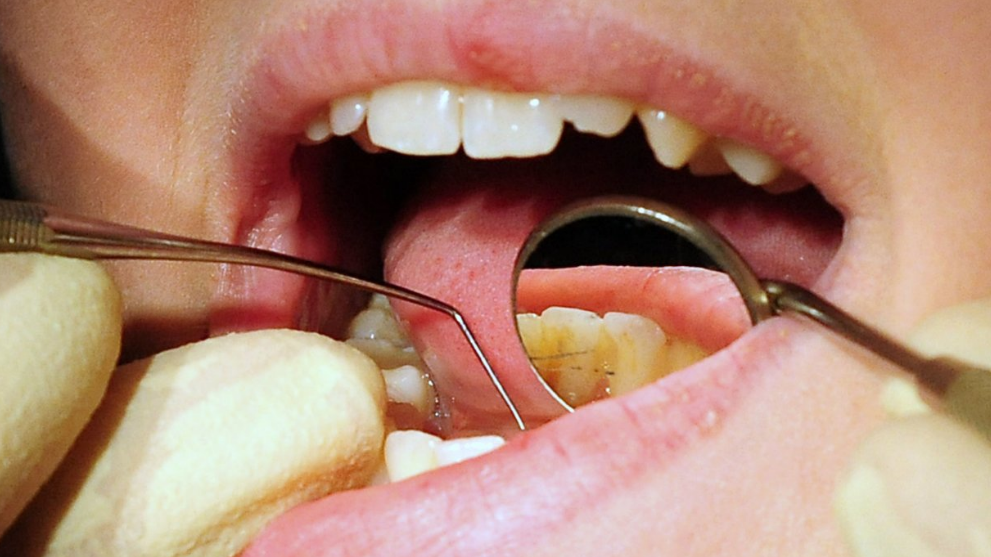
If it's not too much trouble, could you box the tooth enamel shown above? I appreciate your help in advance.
[688,140,734,176]
[367,81,460,155]
[304,108,333,144]
[345,295,420,370]
[346,295,436,427]
[383,430,505,483]
[347,294,409,345]
[316,82,805,193]
[637,109,709,168]
[554,95,634,137]
[434,435,505,467]
[716,138,784,186]
[384,430,440,482]
[382,364,434,416]
[517,306,709,407]
[330,93,369,136]
[462,88,564,159]
[520,307,608,406]
[600,312,667,397]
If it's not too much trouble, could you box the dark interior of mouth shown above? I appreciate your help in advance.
[295,123,843,432]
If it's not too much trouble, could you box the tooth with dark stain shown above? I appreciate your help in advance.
[517,306,708,408]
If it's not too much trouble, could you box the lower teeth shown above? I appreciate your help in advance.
[345,295,438,430]
[381,430,506,483]
[516,306,708,407]
[346,293,709,417]
[345,296,507,484]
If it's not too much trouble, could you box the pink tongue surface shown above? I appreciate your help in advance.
[382,145,836,433]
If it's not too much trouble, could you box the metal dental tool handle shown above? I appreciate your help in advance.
[763,279,991,440]
[0,199,527,431]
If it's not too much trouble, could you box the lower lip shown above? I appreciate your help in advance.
[241,318,803,556]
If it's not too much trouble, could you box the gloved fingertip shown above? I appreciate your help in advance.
[835,415,991,557]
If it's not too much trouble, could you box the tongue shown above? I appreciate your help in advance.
[382,136,838,434]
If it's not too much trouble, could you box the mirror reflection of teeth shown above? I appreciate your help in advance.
[302,80,806,191]
[516,306,708,408]
[0,254,121,537]
[4,330,386,557]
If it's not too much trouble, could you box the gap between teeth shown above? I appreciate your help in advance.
[303,80,804,190]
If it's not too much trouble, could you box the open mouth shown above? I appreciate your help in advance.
[218,84,845,428]
[202,2,876,553]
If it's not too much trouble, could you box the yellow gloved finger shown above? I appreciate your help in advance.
[0,253,122,536]
[2,329,387,557]
[835,415,991,557]
[908,297,991,367]
[911,297,991,438]
[835,298,991,557]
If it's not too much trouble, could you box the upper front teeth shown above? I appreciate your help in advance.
[637,108,707,168]
[461,87,564,158]
[367,82,461,155]
[304,80,802,190]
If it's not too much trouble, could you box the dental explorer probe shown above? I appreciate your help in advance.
[0,199,527,431]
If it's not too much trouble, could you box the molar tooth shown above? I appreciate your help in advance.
[716,138,784,186]
[303,106,333,144]
[462,88,564,159]
[518,306,709,407]
[346,294,423,370]
[526,307,605,406]
[382,364,434,416]
[687,140,733,176]
[347,299,408,346]
[330,93,369,136]
[367,81,461,155]
[601,312,666,397]
[637,109,708,168]
[554,95,634,137]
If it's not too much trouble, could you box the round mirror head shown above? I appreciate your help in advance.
[512,196,771,411]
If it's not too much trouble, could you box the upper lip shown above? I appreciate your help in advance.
[225,0,867,220]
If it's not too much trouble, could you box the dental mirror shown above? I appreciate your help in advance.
[512,196,769,411]
[513,196,991,441]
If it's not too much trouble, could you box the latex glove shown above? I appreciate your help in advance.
[0,253,122,534]
[835,299,991,557]
[2,328,387,557]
